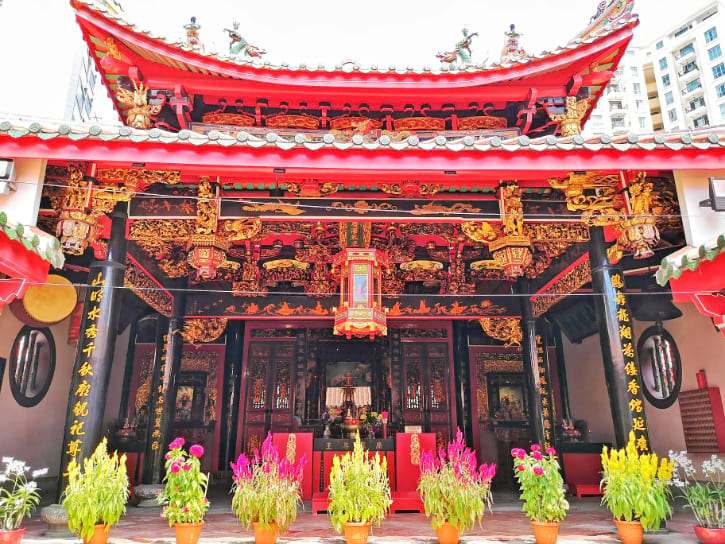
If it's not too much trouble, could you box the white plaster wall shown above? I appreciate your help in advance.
[0,309,131,477]
[0,159,46,227]
[674,170,725,247]
[562,301,725,455]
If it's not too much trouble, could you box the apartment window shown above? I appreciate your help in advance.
[713,62,725,79]
[718,83,725,97]
[656,40,664,50]
[693,115,709,127]
[633,83,641,95]
[639,117,646,129]
[705,27,718,43]
[682,61,698,74]
[720,103,725,117]
[674,25,692,38]
[612,119,625,128]
[659,57,668,70]
[679,44,695,58]
[686,78,702,92]
[636,100,644,109]
[665,91,674,104]
[630,66,638,76]
[668,109,678,122]
[662,74,671,87]
[709,45,722,61]
[610,101,623,109]
[689,97,706,111]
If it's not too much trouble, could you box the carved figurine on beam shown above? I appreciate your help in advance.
[225,21,266,59]
[116,79,164,130]
[548,96,589,137]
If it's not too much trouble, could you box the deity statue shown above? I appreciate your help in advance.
[437,28,478,68]
[225,21,267,59]
[115,80,163,130]
[182,16,203,52]
[500,24,528,63]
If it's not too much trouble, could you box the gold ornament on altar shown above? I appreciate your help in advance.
[116,80,163,130]
[286,434,296,463]
[410,434,421,466]
[179,318,229,344]
[479,318,523,347]
[548,96,589,137]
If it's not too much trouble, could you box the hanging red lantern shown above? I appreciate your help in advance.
[187,233,229,281]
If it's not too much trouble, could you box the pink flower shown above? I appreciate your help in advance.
[546,447,557,456]
[169,437,185,450]
[533,451,543,461]
[516,449,526,460]
[518,464,526,472]
[189,444,204,458]
[164,453,171,460]
[530,444,541,452]
[511,448,521,458]
[183,507,189,513]
[183,464,191,471]
[533,466,544,476]
[170,463,180,473]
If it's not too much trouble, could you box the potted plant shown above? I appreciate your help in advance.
[62,438,129,544]
[359,407,382,439]
[418,430,496,544]
[601,432,673,544]
[512,444,569,544]
[669,451,725,543]
[158,438,209,544]
[328,434,391,544]
[0,457,46,544]
[230,432,307,544]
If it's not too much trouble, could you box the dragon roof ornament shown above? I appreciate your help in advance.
[578,0,636,41]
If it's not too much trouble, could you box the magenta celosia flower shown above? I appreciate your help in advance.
[533,466,544,476]
[530,444,541,452]
[189,444,204,458]
[170,463,180,473]
[533,451,543,461]
[546,447,557,456]
[518,464,526,472]
[169,437,185,450]
[183,463,191,471]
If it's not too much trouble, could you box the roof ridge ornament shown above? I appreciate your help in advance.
[182,16,203,53]
[579,0,636,40]
[225,20,266,59]
[500,24,528,64]
[437,27,478,69]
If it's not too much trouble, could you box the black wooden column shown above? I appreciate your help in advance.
[219,319,245,470]
[142,284,186,484]
[517,279,546,447]
[57,203,127,499]
[452,321,473,445]
[535,324,557,450]
[118,317,140,421]
[551,321,572,422]
[589,226,650,450]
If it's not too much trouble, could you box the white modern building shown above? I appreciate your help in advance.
[584,46,654,136]
[642,0,725,131]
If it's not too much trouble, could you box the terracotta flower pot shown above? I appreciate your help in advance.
[343,522,371,544]
[694,525,725,544]
[252,521,279,544]
[614,519,643,544]
[174,522,204,544]
[435,522,461,544]
[0,528,25,544]
[83,524,110,544]
[530,521,560,544]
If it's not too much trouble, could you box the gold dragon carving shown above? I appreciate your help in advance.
[223,218,263,241]
[479,318,523,347]
[116,80,162,130]
[549,172,625,226]
[178,318,229,344]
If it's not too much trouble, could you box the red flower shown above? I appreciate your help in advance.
[533,451,543,461]
[189,444,204,458]
[530,444,541,452]
[546,447,557,456]
[533,466,544,476]
[169,437,185,450]
[170,463,180,474]
[516,449,526,459]
[518,464,526,472]
[183,464,191,471]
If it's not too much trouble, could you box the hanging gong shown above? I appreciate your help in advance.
[10,274,77,326]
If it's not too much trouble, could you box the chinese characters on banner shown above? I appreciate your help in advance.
[611,273,650,452]
[149,334,170,453]
[535,333,556,450]
[62,272,106,477]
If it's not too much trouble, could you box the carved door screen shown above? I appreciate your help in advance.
[243,342,295,454]
[402,342,451,444]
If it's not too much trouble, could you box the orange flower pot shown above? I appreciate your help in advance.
[435,522,461,544]
[0,528,25,544]
[614,519,643,544]
[343,522,371,544]
[531,521,560,544]
[83,524,110,544]
[252,521,279,544]
[174,522,204,544]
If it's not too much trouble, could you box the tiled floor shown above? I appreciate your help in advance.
[21,494,702,543]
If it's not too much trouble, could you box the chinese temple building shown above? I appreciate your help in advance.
[2,0,725,511]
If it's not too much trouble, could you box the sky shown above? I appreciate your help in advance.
[117,0,717,68]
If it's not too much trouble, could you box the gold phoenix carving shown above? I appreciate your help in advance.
[479,318,523,347]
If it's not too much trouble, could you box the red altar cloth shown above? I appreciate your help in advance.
[271,433,313,500]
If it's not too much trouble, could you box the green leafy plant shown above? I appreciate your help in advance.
[62,439,129,541]
[230,432,306,531]
[0,457,46,531]
[158,437,209,525]
[600,431,673,531]
[512,444,569,523]
[669,451,725,529]
[328,433,391,533]
[417,430,496,531]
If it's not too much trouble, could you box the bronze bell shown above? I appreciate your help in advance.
[630,281,682,322]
